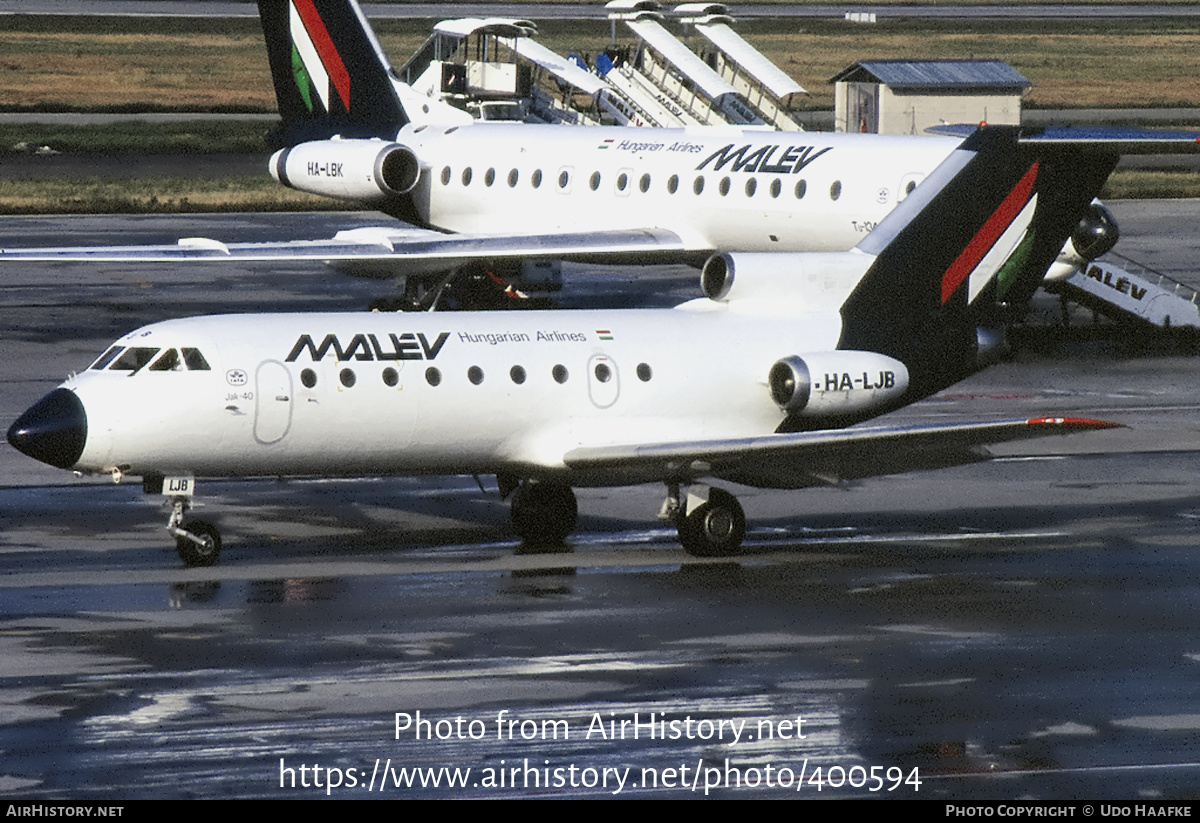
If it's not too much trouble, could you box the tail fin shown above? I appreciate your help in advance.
[838,126,1120,399]
[258,0,408,146]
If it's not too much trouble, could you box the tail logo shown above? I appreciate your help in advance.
[940,161,1040,304]
[288,0,351,115]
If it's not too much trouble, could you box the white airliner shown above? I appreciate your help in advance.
[8,128,1147,566]
[0,0,1120,299]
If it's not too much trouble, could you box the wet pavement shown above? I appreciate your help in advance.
[0,207,1199,798]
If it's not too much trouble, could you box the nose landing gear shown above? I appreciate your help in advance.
[159,480,221,567]
[172,517,221,567]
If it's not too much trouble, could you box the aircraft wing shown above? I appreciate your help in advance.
[0,225,691,277]
[562,417,1122,490]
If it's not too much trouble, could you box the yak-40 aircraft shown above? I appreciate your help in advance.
[0,0,1123,301]
[13,126,1188,566]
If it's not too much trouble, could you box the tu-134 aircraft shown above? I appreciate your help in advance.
[0,0,1124,301]
[13,126,1185,566]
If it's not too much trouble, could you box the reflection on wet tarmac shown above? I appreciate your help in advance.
[2,459,1200,798]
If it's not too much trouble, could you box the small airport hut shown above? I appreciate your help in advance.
[830,60,1031,135]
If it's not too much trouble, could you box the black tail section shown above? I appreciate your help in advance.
[838,126,1119,401]
[258,0,408,147]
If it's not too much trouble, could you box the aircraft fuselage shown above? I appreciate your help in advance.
[335,124,961,253]
[61,304,854,486]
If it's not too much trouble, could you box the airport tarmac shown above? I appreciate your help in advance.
[1,205,1200,799]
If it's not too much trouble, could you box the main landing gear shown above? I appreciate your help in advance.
[369,264,543,313]
[504,478,748,557]
[509,480,578,546]
[662,483,747,558]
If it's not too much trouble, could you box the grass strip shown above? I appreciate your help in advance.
[1101,169,1200,200]
[0,176,343,214]
[4,16,1200,112]
[0,121,276,156]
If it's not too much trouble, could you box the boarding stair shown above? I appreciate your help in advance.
[599,54,705,127]
[1043,252,1200,329]
[397,19,613,126]
[690,13,807,131]
[619,16,763,127]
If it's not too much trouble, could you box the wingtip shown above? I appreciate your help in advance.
[1025,416,1126,430]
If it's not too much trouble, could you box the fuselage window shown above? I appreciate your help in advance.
[181,348,210,370]
[906,180,918,196]
[339,368,356,388]
[552,364,569,384]
[693,176,705,195]
[636,363,652,382]
[109,347,160,373]
[440,166,451,186]
[461,167,473,186]
[510,365,526,384]
[557,169,570,189]
[719,177,731,196]
[794,179,807,200]
[382,367,398,387]
[508,169,519,187]
[594,362,612,383]
[484,168,495,187]
[531,169,543,189]
[90,345,124,370]
[589,171,601,191]
[301,368,317,389]
[639,173,651,193]
[468,365,484,385]
[148,349,180,371]
[769,179,781,198]
[425,367,442,386]
[830,181,842,201]
[616,172,629,192]
[744,178,757,197]
[667,174,679,194]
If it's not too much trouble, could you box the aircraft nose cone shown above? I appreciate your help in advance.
[7,388,87,469]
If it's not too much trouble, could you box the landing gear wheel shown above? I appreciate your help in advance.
[510,481,578,545]
[175,520,221,567]
[677,488,746,558]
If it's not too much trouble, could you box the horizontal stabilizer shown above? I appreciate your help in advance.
[927,124,1200,153]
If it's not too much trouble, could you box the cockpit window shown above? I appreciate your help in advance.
[149,349,180,371]
[109,347,160,374]
[93,345,210,374]
[90,346,124,370]
[181,348,210,371]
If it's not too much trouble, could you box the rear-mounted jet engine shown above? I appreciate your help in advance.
[768,352,909,418]
[270,139,422,202]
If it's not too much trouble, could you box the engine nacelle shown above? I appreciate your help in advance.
[270,139,422,202]
[768,351,909,418]
[700,251,873,306]
[1070,201,1119,262]
[1045,202,1119,282]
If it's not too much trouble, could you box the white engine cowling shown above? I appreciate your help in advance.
[1045,201,1120,282]
[701,251,873,306]
[270,139,422,201]
[768,351,909,418]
